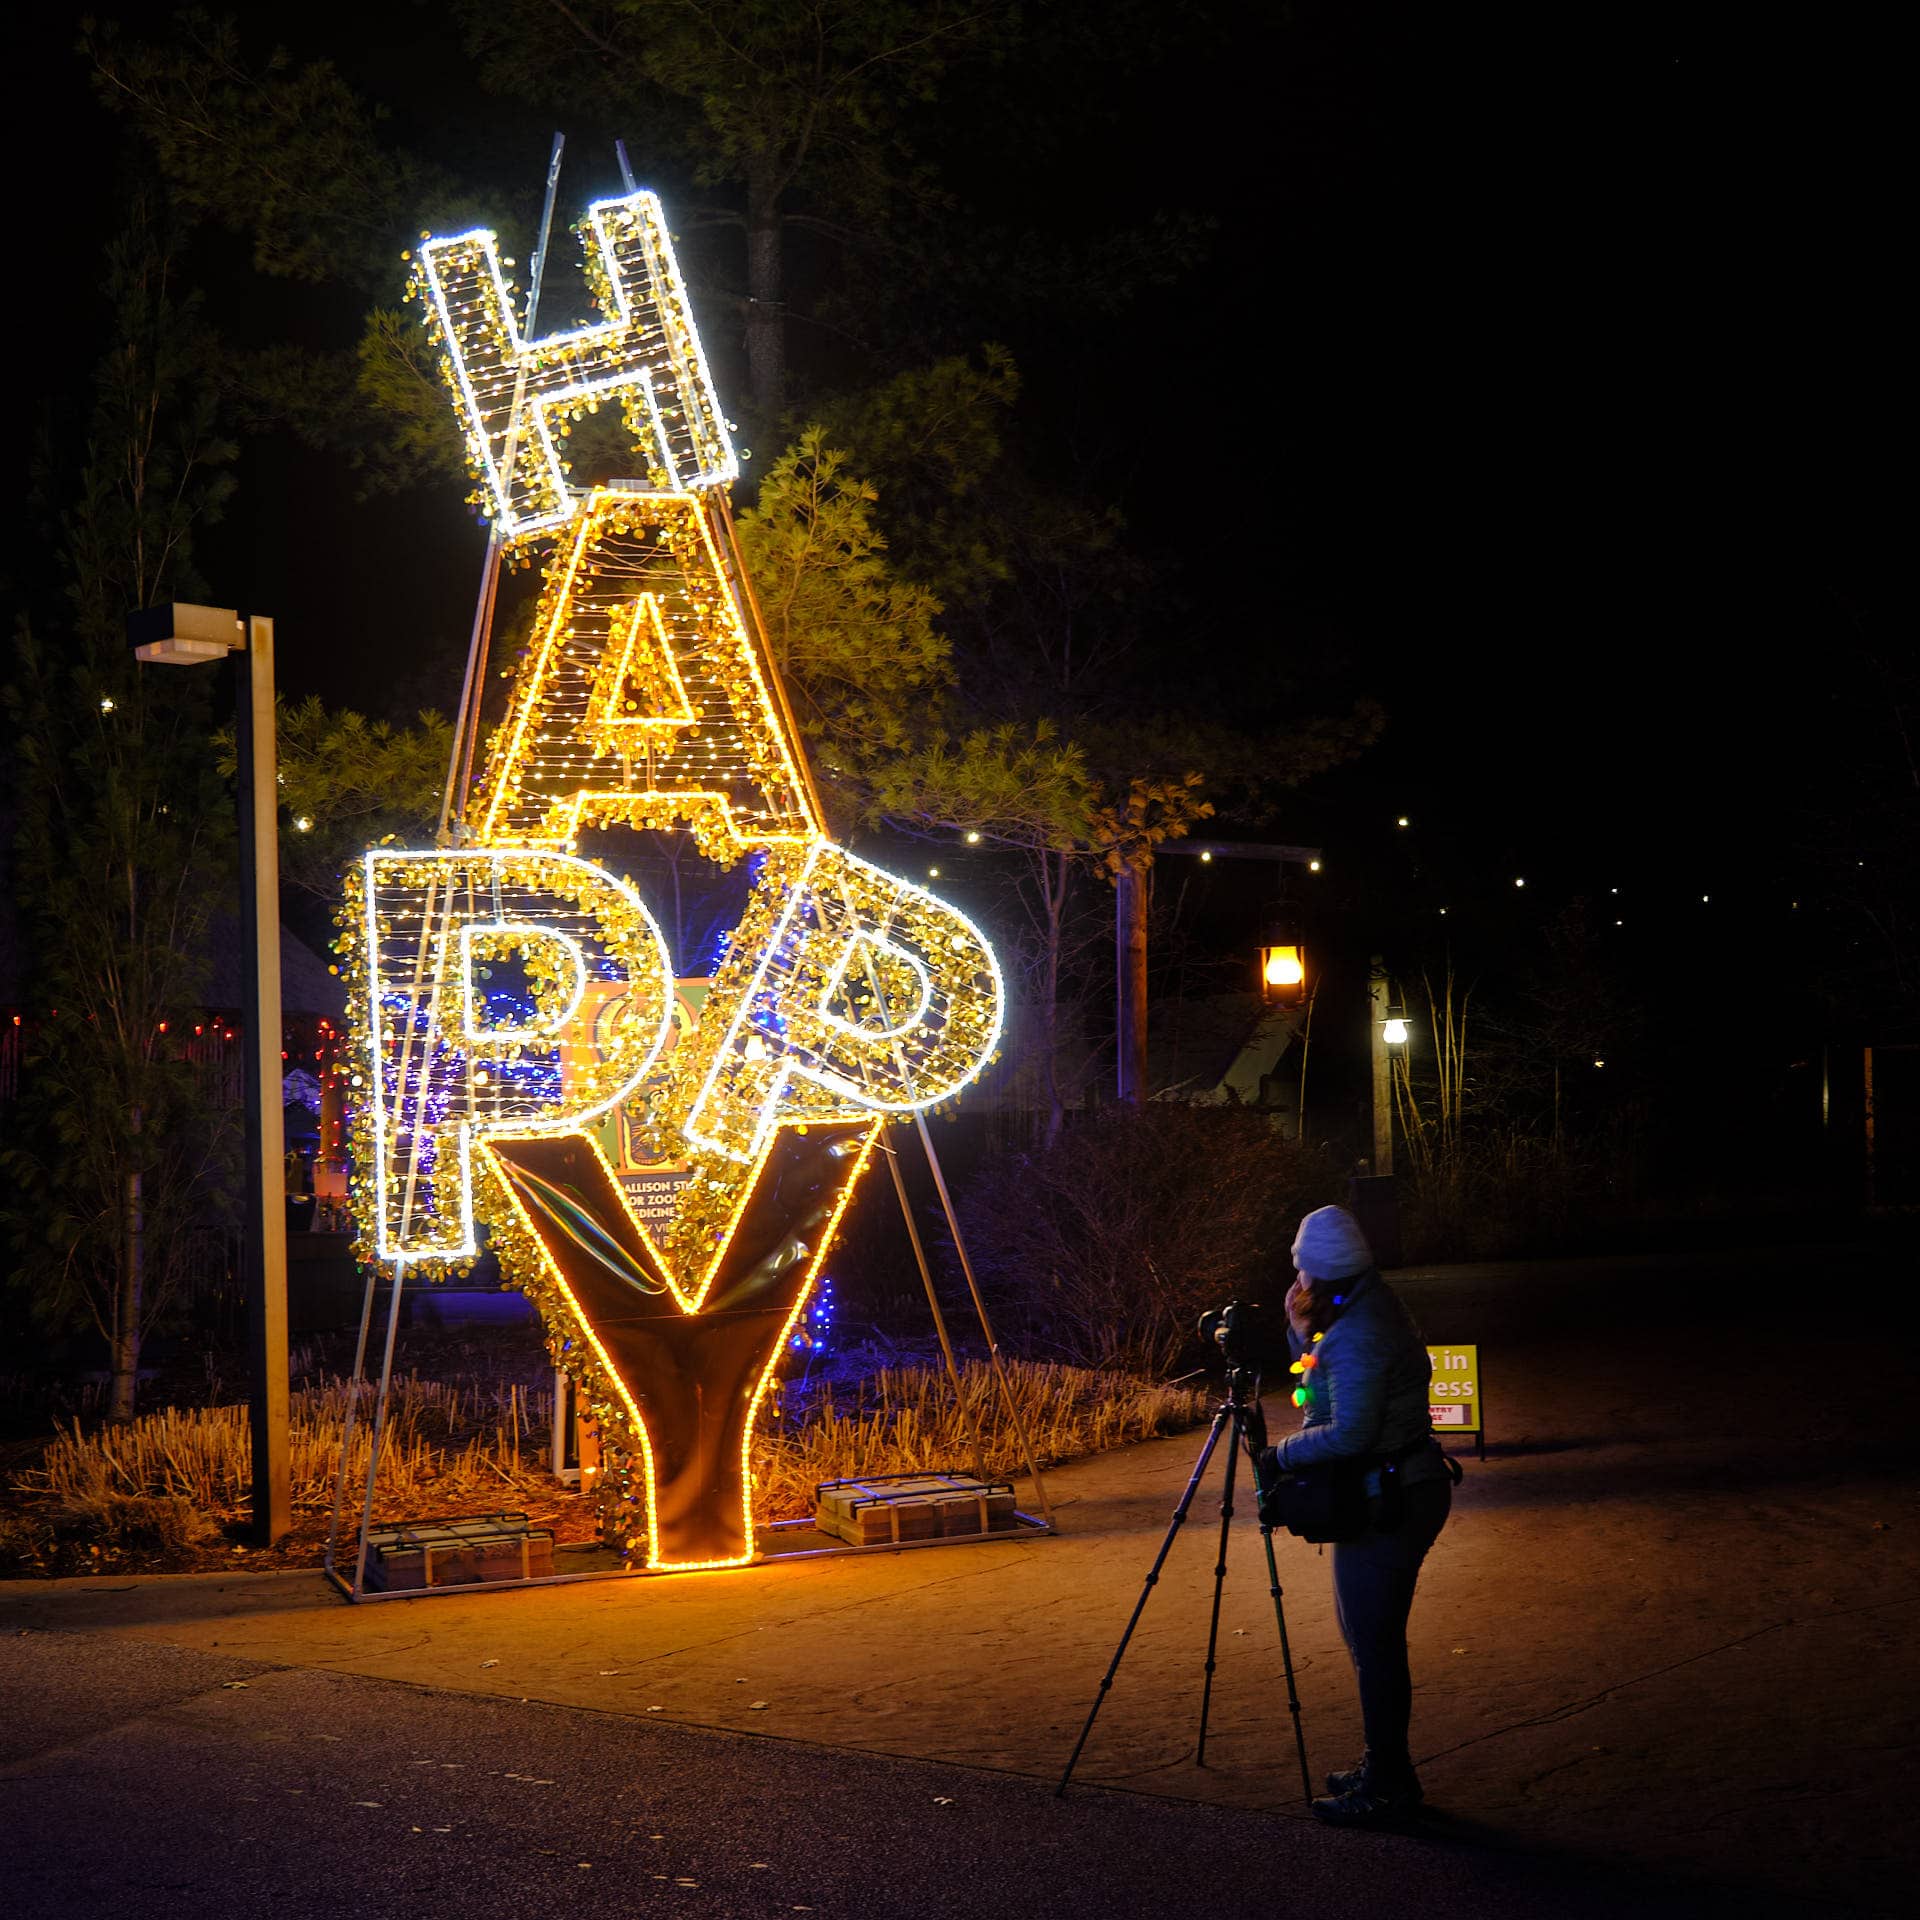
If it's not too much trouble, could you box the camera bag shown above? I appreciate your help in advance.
[1256,1439,1458,1543]
[1255,1457,1373,1543]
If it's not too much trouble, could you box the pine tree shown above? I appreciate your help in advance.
[2,189,239,1419]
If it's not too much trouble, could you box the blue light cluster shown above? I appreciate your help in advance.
[788,1274,837,1356]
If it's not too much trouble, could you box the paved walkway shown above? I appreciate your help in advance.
[3,1247,1912,1916]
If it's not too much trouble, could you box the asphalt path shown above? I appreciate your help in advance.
[1,1629,1799,1920]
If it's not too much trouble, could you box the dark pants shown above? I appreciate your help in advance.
[1330,1476,1450,1788]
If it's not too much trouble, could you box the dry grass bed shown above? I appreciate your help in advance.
[754,1362,1210,1523]
[2,1360,1210,1576]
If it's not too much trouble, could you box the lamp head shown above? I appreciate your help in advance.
[129,603,241,665]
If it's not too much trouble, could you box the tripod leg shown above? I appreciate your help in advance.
[1247,1437,1315,1806]
[1056,1407,1230,1798]
[1194,1410,1242,1767]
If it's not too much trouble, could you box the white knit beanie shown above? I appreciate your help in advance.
[1290,1205,1374,1281]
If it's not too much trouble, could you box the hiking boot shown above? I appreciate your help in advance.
[1311,1781,1421,1829]
[1325,1759,1423,1803]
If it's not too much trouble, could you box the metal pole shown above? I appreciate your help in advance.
[881,1129,985,1481]
[1863,1045,1876,1209]
[1295,987,1316,1142]
[1369,955,1394,1176]
[1115,860,1148,1105]
[525,133,566,339]
[351,1259,410,1597]
[323,1259,381,1579]
[1243,1425,1314,1805]
[236,615,290,1546]
[444,133,566,838]
[441,535,502,840]
[912,1111,1054,1527]
[1194,1407,1242,1768]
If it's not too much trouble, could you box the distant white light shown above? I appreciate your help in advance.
[1396,816,1409,828]
[1701,894,1709,903]
[1308,859,1322,873]
[1514,877,1526,888]
[1593,1058,1605,1069]
[294,815,313,833]
[928,867,940,878]
[965,830,981,844]
[1199,849,1212,862]
[99,696,115,713]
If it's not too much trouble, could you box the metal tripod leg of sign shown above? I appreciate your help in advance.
[852,943,1054,1530]
[880,1130,988,1484]
[438,132,564,844]
[911,1110,1056,1531]
[321,1256,380,1587]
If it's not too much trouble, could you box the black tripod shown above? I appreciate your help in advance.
[1056,1365,1313,1804]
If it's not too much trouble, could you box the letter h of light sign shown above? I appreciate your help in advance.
[410,190,736,542]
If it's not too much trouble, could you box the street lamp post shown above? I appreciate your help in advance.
[1352,955,1410,1267]
[1368,955,1397,1175]
[131,602,290,1545]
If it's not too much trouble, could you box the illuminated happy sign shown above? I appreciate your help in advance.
[340,191,1002,1571]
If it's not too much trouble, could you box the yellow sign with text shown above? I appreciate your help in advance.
[1426,1344,1480,1433]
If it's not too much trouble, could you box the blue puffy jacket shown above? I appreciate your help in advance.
[1275,1269,1447,1495]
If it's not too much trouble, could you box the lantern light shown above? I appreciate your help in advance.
[1259,941,1306,1004]
[1383,1017,1409,1046]
[1265,948,1304,988]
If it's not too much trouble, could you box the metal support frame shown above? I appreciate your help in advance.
[910,1112,1055,1529]
[330,132,1053,1600]
[880,1132,985,1482]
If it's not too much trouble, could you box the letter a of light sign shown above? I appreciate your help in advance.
[340,188,1003,1573]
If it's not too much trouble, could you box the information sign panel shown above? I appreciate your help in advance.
[1427,1344,1480,1433]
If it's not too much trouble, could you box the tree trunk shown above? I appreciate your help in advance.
[1115,860,1149,1105]
[1040,850,1068,1146]
[111,1105,144,1421]
[745,173,785,421]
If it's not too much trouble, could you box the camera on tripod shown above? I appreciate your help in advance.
[1197,1298,1289,1371]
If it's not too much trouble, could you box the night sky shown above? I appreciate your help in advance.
[6,5,1903,1146]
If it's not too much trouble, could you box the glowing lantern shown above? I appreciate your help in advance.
[1260,943,1306,1003]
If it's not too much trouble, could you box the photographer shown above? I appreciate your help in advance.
[1251,1205,1455,1828]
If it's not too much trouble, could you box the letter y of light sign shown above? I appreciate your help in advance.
[408,191,735,542]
